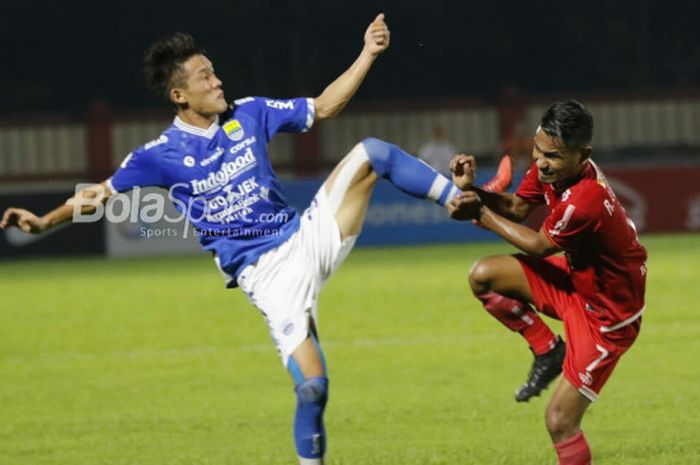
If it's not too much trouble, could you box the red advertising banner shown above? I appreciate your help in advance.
[605,165,700,233]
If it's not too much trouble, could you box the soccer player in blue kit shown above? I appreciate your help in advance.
[2,14,509,464]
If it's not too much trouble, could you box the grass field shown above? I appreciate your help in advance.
[1,233,699,465]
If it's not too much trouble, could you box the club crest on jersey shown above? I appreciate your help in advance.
[223,119,244,141]
[183,155,196,167]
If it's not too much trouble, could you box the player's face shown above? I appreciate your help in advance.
[531,128,587,184]
[175,54,227,116]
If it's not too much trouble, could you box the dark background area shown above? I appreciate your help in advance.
[2,0,699,116]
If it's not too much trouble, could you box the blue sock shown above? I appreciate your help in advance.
[293,376,329,459]
[362,137,458,206]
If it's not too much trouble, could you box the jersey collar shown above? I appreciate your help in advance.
[173,115,220,139]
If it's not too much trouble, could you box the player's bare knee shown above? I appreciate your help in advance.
[469,259,494,294]
[545,404,579,440]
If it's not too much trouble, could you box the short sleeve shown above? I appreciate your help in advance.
[543,197,599,250]
[515,164,545,204]
[235,96,314,141]
[108,145,165,194]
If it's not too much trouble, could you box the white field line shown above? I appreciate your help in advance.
[0,334,503,366]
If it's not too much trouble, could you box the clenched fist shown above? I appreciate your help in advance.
[364,13,391,56]
[448,190,482,221]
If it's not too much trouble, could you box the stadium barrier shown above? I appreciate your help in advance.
[2,91,700,182]
[2,163,699,259]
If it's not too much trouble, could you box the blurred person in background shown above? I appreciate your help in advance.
[501,117,535,172]
[418,125,457,177]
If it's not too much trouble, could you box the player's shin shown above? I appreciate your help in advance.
[477,293,557,355]
[293,376,329,464]
[359,137,459,206]
[287,335,329,465]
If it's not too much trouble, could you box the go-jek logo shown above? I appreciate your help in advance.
[190,149,256,194]
[223,119,244,141]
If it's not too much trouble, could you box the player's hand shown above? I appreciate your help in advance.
[450,154,477,190]
[364,13,390,56]
[448,191,482,221]
[0,208,48,234]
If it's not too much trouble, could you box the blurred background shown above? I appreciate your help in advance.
[1,0,700,257]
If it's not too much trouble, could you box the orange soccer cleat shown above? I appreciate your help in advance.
[482,155,513,193]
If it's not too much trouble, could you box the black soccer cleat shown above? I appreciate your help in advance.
[515,336,566,402]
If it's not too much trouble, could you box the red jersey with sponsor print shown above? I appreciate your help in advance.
[516,160,647,330]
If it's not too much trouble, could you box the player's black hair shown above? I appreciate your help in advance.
[540,100,593,152]
[143,32,204,103]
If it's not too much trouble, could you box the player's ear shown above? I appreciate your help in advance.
[170,87,187,105]
[580,145,592,163]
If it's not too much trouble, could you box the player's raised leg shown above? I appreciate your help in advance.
[323,137,460,238]
[468,255,564,401]
[282,137,461,464]
[546,378,592,465]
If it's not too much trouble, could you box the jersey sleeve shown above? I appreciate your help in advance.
[542,189,601,250]
[107,145,165,194]
[515,164,545,204]
[235,96,314,141]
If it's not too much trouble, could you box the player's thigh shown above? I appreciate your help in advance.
[322,143,378,239]
[561,307,639,402]
[469,254,533,302]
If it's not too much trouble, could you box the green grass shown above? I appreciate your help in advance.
[1,233,699,464]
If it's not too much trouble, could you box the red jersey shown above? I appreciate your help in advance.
[516,160,647,331]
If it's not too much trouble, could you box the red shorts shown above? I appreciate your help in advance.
[516,254,640,401]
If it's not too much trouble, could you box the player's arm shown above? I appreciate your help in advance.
[469,188,536,222]
[313,13,390,120]
[448,193,560,257]
[478,206,561,257]
[0,181,113,234]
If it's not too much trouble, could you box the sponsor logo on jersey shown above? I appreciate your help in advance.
[190,148,257,195]
[223,119,244,141]
[282,320,295,336]
[578,371,593,386]
[144,135,168,150]
[265,99,294,110]
[229,136,257,155]
[200,147,225,167]
[183,155,195,167]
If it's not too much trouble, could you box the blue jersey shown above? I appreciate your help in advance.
[108,96,315,287]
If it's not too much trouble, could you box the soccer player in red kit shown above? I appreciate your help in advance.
[448,100,647,465]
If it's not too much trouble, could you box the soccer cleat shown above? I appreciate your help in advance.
[515,336,566,402]
[482,155,513,193]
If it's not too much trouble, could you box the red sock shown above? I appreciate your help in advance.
[555,431,591,465]
[477,293,558,355]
